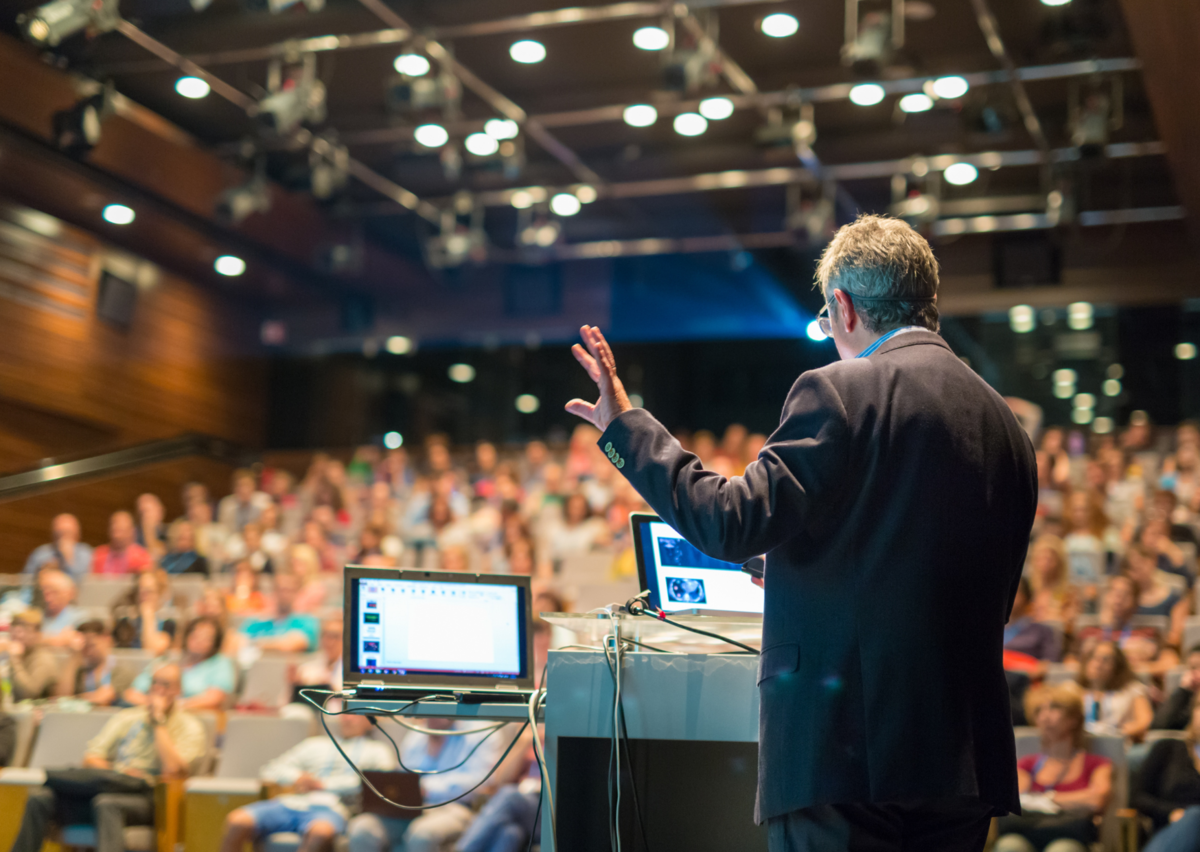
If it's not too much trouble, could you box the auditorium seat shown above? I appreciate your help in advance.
[238,655,294,707]
[27,710,114,769]
[1164,666,1185,697]
[76,578,131,608]
[1183,619,1200,658]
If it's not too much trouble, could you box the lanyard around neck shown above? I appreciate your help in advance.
[856,326,925,359]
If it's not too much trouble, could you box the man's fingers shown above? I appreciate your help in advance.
[571,343,602,383]
[564,398,598,425]
[582,326,616,392]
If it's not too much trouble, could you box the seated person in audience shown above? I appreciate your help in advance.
[219,713,395,852]
[1,610,59,701]
[92,511,153,575]
[1154,645,1200,730]
[1142,517,1194,587]
[1126,541,1189,647]
[124,616,235,712]
[135,493,168,558]
[187,498,227,563]
[286,545,329,612]
[258,503,291,564]
[1075,575,1179,675]
[37,568,84,646]
[239,573,319,653]
[23,513,94,580]
[292,618,343,694]
[346,718,511,852]
[56,618,123,705]
[547,493,610,560]
[1077,640,1154,740]
[159,520,209,576]
[1027,535,1079,627]
[217,468,269,533]
[226,560,269,615]
[439,544,471,573]
[10,662,205,852]
[1006,577,1062,669]
[995,683,1112,852]
[112,570,177,655]
[1133,693,1200,851]
[221,521,273,574]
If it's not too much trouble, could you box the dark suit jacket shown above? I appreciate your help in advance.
[599,330,1037,822]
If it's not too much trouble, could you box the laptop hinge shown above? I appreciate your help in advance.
[358,680,386,688]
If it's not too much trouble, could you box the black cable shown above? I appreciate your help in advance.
[299,689,530,811]
[603,637,651,852]
[525,783,544,852]
[622,637,676,654]
[625,598,759,655]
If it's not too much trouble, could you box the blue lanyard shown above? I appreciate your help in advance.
[856,327,924,359]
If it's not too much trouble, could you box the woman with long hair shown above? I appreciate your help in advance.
[1133,693,1200,851]
[1027,535,1079,627]
[123,615,235,711]
[1075,640,1154,741]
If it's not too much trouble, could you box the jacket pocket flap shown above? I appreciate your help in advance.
[757,643,800,685]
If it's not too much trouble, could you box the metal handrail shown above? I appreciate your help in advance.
[0,433,253,501]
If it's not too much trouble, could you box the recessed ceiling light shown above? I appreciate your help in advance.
[932,76,969,99]
[449,363,476,383]
[413,124,448,148]
[760,13,799,38]
[484,118,519,140]
[509,40,546,64]
[673,112,708,136]
[1009,305,1034,333]
[575,185,598,204]
[848,83,885,106]
[632,26,670,51]
[515,393,540,413]
[510,190,534,209]
[699,97,734,120]
[551,193,582,216]
[383,431,403,449]
[214,255,245,277]
[386,335,413,355]
[943,162,979,185]
[102,204,135,225]
[1041,0,1071,6]
[899,93,933,113]
[1177,342,1198,361]
[393,54,430,77]
[465,132,500,156]
[174,76,210,99]
[623,104,658,127]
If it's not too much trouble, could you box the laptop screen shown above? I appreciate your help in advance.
[350,572,530,683]
[631,514,764,615]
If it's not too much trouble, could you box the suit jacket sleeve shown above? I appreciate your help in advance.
[599,370,851,563]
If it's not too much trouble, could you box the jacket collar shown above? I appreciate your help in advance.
[869,329,952,357]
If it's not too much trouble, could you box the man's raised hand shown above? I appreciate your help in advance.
[565,325,633,432]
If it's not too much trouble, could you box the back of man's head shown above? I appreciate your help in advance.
[816,214,940,334]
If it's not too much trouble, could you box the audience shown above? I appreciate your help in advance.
[217,468,270,533]
[1075,575,1179,676]
[1027,535,1079,626]
[2,610,58,701]
[22,513,93,580]
[1006,577,1063,668]
[1133,693,1200,851]
[57,619,122,705]
[10,662,205,852]
[219,713,395,852]
[1153,645,1200,730]
[124,616,235,711]
[160,520,208,575]
[239,573,319,653]
[36,568,83,646]
[292,618,344,694]
[1076,640,1154,741]
[226,560,269,615]
[91,511,152,575]
[112,570,177,655]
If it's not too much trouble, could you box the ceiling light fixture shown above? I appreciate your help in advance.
[510,190,534,209]
[699,97,735,120]
[943,162,979,185]
[386,335,413,355]
[214,255,246,277]
[393,53,431,77]
[383,431,403,449]
[484,118,519,140]
[623,104,658,127]
[1177,342,1198,361]
[515,394,540,413]
[101,204,135,225]
[760,13,799,38]
[465,132,500,156]
[1009,305,1034,333]
[632,26,670,51]
[673,112,708,136]
[509,40,546,64]
[899,93,933,113]
[413,123,449,149]
[931,76,969,99]
[448,363,476,383]
[575,185,598,204]
[175,76,210,99]
[551,193,582,216]
[848,83,885,106]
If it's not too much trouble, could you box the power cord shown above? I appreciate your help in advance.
[625,595,760,656]
[601,632,652,852]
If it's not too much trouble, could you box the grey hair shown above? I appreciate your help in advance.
[815,214,940,333]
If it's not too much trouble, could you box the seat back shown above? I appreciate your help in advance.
[238,656,294,707]
[76,579,132,609]
[1165,666,1185,697]
[28,711,117,768]
[216,715,311,778]
[1183,619,1200,657]
[1086,734,1129,852]
[9,710,37,768]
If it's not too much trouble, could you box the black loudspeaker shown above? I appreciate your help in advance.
[95,271,137,329]
[993,232,1062,289]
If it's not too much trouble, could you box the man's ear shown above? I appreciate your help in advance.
[833,289,857,333]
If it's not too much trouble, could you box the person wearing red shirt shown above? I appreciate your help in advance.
[91,511,152,575]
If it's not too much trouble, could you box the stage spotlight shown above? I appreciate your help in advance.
[255,56,325,135]
[216,174,271,225]
[515,394,540,414]
[465,132,500,157]
[1067,301,1093,331]
[1177,342,1198,361]
[510,190,535,209]
[18,0,119,47]
[484,118,519,140]
[386,335,413,355]
[1071,407,1094,425]
[175,76,210,99]
[510,40,546,64]
[575,185,598,204]
[448,363,476,383]
[848,83,885,106]
[899,93,933,113]
[760,13,799,38]
[633,26,670,50]
[623,104,658,127]
[53,92,111,155]
[309,141,349,201]
[1103,379,1122,397]
[383,431,403,449]
[943,162,978,185]
[931,76,969,99]
[214,255,246,277]
[673,112,708,136]
[393,53,430,77]
[550,193,581,216]
[413,123,449,149]
[1041,0,1071,5]
[806,320,827,341]
[242,0,324,12]
[101,204,135,225]
[699,97,734,120]
[1009,305,1034,333]
[1074,393,1095,410]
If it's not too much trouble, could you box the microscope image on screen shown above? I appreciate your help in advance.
[666,577,707,604]
[657,536,739,570]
